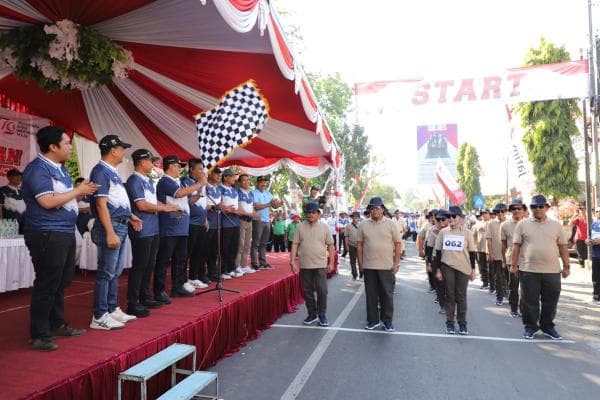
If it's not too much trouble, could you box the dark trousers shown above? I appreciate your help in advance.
[364,269,395,324]
[25,230,75,339]
[426,246,435,290]
[477,252,489,286]
[508,267,520,313]
[251,221,270,267]
[128,235,159,306]
[220,227,240,274]
[593,258,600,299]
[576,240,588,266]
[348,245,360,279]
[187,224,208,280]
[435,267,446,307]
[154,236,188,294]
[520,271,561,331]
[207,229,219,279]
[339,232,346,255]
[299,268,328,317]
[443,265,469,325]
[491,260,505,300]
[273,234,286,252]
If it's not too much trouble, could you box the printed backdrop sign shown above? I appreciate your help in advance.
[0,108,50,186]
[417,124,458,184]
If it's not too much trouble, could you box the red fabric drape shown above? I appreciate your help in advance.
[24,0,155,24]
[228,0,261,12]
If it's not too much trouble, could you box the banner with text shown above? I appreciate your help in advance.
[356,60,588,107]
[505,105,535,201]
[417,124,458,184]
[0,108,50,186]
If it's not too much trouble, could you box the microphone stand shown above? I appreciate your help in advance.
[197,188,240,302]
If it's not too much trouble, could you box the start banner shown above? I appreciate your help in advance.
[355,60,588,107]
[0,108,50,186]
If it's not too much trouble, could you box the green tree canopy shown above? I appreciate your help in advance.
[456,142,482,210]
[515,38,581,200]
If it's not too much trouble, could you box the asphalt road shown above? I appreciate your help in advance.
[207,242,600,400]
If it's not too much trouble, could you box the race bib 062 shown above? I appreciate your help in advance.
[442,234,465,252]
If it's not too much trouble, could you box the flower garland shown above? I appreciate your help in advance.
[0,19,133,91]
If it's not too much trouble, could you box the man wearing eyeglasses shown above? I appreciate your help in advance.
[501,199,526,318]
[511,195,570,340]
[486,203,508,306]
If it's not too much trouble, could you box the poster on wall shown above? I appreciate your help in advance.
[0,108,50,186]
[417,123,458,184]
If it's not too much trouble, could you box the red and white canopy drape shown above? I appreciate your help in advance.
[0,0,340,177]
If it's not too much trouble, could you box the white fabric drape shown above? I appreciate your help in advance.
[240,158,331,178]
[0,16,29,29]
[213,0,265,33]
[0,64,13,80]
[93,0,270,53]
[266,14,294,80]
[0,0,50,22]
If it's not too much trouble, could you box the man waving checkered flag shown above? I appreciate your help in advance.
[195,80,270,170]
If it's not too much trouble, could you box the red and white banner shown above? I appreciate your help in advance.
[505,105,535,201]
[356,60,589,107]
[0,108,50,186]
[435,159,466,206]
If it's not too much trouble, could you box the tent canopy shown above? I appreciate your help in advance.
[0,0,340,177]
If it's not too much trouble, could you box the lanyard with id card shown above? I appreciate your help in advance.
[442,234,465,252]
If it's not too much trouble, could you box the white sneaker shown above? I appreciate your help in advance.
[110,307,137,323]
[241,266,256,274]
[183,281,196,293]
[191,279,208,289]
[220,273,232,280]
[233,271,244,278]
[90,312,125,330]
[228,271,235,277]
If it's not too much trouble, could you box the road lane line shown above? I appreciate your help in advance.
[272,324,576,344]
[280,285,364,400]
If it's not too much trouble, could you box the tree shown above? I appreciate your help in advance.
[365,180,400,209]
[515,38,581,200]
[456,142,481,210]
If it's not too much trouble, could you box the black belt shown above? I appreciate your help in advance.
[241,216,252,222]
[111,217,129,225]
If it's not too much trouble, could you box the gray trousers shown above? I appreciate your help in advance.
[364,269,395,324]
[300,268,328,317]
[251,220,270,267]
[235,219,253,267]
[444,264,469,325]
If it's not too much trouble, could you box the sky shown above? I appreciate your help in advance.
[273,0,594,201]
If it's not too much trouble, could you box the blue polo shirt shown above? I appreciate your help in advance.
[238,188,254,216]
[126,172,159,238]
[206,183,222,230]
[90,161,131,219]
[220,184,239,228]
[591,220,600,258]
[182,177,207,226]
[21,155,77,233]
[251,188,273,223]
[156,175,189,237]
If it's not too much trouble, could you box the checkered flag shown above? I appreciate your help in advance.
[195,80,270,170]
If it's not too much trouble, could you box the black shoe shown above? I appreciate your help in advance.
[199,277,211,285]
[141,299,163,309]
[50,323,86,337]
[154,291,172,304]
[260,264,273,269]
[251,265,260,271]
[30,337,58,352]
[171,289,194,298]
[127,305,150,318]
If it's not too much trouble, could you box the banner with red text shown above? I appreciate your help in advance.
[0,108,50,186]
[355,60,588,107]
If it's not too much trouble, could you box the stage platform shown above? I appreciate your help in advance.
[0,252,304,400]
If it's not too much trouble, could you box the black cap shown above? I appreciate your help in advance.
[162,155,186,170]
[98,134,131,151]
[257,175,270,182]
[351,211,361,217]
[209,167,222,174]
[131,149,157,164]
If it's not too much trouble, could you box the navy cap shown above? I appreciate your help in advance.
[448,205,465,217]
[508,199,524,210]
[367,197,385,209]
[98,134,131,151]
[493,203,507,213]
[305,202,321,213]
[530,194,550,207]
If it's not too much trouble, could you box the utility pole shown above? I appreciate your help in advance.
[588,0,599,209]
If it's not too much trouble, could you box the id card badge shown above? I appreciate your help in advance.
[442,234,465,252]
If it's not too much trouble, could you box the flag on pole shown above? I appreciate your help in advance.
[434,159,467,206]
[195,80,269,170]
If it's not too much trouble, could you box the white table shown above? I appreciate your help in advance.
[0,237,35,293]
[79,233,133,271]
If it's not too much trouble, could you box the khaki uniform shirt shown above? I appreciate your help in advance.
[512,217,567,273]
[485,219,503,261]
[426,226,439,248]
[418,221,431,242]
[358,218,401,270]
[500,219,518,263]
[344,222,360,247]
[292,221,334,269]
[474,220,487,253]
[434,226,476,276]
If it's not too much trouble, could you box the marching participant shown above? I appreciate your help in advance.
[345,211,362,280]
[418,209,437,293]
[474,209,491,290]
[486,203,507,306]
[434,206,477,335]
[428,209,449,313]
[501,199,526,318]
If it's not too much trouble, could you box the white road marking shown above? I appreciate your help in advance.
[280,285,364,400]
[272,324,576,344]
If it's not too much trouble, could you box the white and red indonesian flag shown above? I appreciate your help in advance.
[434,159,467,206]
[195,80,269,171]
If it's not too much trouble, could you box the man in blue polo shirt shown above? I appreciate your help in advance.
[182,158,209,287]
[155,155,206,301]
[251,175,281,270]
[0,168,26,234]
[125,149,180,317]
[89,135,142,330]
[220,168,242,278]
[22,126,98,351]
[206,168,225,281]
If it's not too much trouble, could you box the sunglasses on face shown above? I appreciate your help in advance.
[530,205,545,210]
[436,217,446,222]
[509,207,522,211]
[496,210,505,213]
[448,215,458,219]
